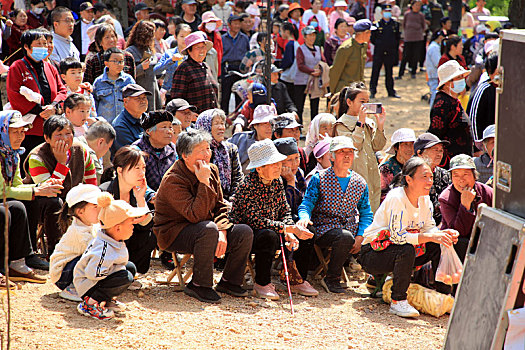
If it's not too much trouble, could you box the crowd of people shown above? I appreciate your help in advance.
[0,0,503,321]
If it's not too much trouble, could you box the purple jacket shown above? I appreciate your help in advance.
[438,181,493,237]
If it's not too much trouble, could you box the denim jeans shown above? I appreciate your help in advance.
[315,228,355,281]
[360,242,442,300]
[83,262,136,303]
[167,221,253,288]
[428,77,439,107]
[55,256,81,290]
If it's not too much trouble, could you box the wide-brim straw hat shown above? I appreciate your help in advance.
[437,60,471,89]
[181,31,213,55]
[247,139,287,170]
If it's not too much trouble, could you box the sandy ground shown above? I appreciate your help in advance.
[0,67,446,350]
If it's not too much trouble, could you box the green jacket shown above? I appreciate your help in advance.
[0,160,35,201]
[329,38,368,93]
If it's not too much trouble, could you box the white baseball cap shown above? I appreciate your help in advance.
[66,184,102,207]
[386,128,416,154]
[482,124,495,141]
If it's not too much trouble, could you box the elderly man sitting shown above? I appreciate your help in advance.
[154,129,253,303]
[298,136,374,293]
[133,110,177,191]
[229,139,318,299]
[166,98,198,131]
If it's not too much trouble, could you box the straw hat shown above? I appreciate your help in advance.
[247,139,287,170]
[437,60,471,88]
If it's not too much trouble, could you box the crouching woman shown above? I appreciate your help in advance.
[360,157,459,318]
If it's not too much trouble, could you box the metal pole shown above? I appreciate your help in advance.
[265,0,272,104]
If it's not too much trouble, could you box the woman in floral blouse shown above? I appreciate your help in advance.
[229,139,318,300]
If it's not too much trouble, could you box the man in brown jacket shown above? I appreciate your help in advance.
[154,129,253,303]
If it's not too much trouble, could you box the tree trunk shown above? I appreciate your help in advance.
[509,0,525,28]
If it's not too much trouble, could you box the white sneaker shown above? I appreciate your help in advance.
[390,300,420,318]
[59,284,82,302]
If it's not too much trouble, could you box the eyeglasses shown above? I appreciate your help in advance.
[59,18,75,24]
[108,60,125,65]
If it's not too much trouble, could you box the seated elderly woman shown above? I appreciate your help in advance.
[99,146,156,274]
[25,115,97,256]
[195,109,244,203]
[273,137,306,219]
[298,136,374,293]
[305,138,333,185]
[0,111,63,283]
[304,113,336,172]
[229,105,276,174]
[360,157,459,318]
[154,129,253,304]
[439,154,493,262]
[379,128,416,202]
[132,110,177,191]
[229,139,318,299]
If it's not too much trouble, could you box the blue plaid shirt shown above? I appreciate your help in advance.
[132,135,177,191]
[93,67,135,124]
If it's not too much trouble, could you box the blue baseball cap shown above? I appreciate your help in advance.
[354,19,377,32]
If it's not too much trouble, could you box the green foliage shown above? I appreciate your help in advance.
[468,0,510,16]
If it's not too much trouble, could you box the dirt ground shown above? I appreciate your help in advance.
[1,67,446,350]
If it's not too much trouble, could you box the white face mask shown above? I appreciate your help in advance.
[205,22,217,32]
[33,7,44,15]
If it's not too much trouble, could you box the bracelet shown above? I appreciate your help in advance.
[355,121,364,128]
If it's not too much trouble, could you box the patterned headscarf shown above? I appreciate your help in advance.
[195,109,232,193]
[305,113,336,156]
[0,111,26,186]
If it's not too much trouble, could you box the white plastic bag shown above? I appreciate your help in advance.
[504,308,525,350]
[435,244,463,285]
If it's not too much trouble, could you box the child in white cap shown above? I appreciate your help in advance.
[50,184,102,302]
[74,192,149,320]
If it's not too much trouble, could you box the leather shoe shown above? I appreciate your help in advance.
[25,255,49,271]
[8,268,46,284]
[388,94,401,99]
[215,279,248,297]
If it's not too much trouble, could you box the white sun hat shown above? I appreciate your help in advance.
[249,104,277,127]
[246,139,287,170]
[386,128,417,154]
[437,60,471,88]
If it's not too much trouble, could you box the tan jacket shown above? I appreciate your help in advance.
[334,114,386,212]
[305,61,331,99]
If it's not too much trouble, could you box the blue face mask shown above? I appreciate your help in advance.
[30,47,48,61]
[311,22,318,28]
[452,78,466,93]
[383,12,392,19]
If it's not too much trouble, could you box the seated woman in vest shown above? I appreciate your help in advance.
[360,157,459,318]
[439,154,493,262]
[229,139,318,299]
[0,111,62,282]
[99,146,156,274]
[25,115,97,256]
[298,136,374,294]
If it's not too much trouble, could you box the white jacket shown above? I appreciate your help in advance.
[49,217,97,283]
[73,229,129,298]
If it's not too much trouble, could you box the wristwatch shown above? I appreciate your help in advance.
[355,121,364,128]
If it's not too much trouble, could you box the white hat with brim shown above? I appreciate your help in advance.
[249,104,277,127]
[66,184,102,207]
[334,0,347,7]
[247,139,288,170]
[437,60,471,89]
[181,31,213,55]
[8,111,32,129]
[329,136,358,152]
[386,128,416,154]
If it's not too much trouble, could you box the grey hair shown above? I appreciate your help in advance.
[85,120,116,143]
[210,109,227,123]
[400,156,430,187]
[176,129,212,159]
[318,113,336,126]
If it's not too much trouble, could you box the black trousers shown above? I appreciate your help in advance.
[280,80,295,105]
[19,135,45,178]
[360,242,441,301]
[22,196,63,256]
[315,228,355,280]
[167,221,253,287]
[0,200,33,268]
[84,262,136,303]
[125,225,157,274]
[454,236,470,263]
[220,65,243,114]
[398,40,424,77]
[370,51,396,96]
[293,84,319,124]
